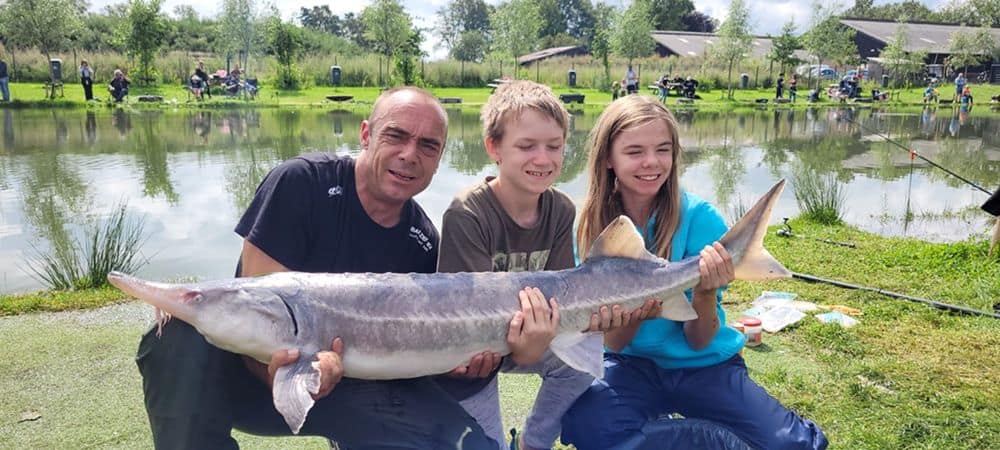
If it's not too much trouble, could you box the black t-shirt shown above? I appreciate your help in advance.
[235,153,439,275]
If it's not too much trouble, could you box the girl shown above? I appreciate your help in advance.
[561,95,827,450]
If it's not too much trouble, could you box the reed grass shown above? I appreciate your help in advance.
[25,203,149,290]
[791,165,847,225]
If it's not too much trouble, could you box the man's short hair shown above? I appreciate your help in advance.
[368,87,448,133]
[480,80,571,143]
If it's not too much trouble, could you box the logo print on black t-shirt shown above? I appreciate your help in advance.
[409,226,433,252]
[327,186,343,197]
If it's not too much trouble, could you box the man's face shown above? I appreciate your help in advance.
[359,93,446,204]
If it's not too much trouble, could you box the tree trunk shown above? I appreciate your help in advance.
[727,60,734,100]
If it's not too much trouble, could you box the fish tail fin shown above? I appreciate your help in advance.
[720,180,792,281]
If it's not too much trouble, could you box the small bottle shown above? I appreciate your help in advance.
[740,317,763,347]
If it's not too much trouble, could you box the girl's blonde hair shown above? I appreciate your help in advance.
[576,95,682,261]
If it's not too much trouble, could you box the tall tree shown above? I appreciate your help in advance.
[118,0,171,86]
[0,0,84,89]
[768,20,800,74]
[611,0,654,64]
[588,3,618,88]
[362,0,412,86]
[880,22,926,88]
[265,15,305,89]
[710,0,753,99]
[644,0,695,31]
[947,26,997,75]
[437,0,491,61]
[681,11,717,33]
[802,2,855,89]
[340,13,368,48]
[490,0,542,77]
[298,6,341,35]
[938,0,999,27]
[218,0,260,73]
[559,0,595,39]
[537,0,567,39]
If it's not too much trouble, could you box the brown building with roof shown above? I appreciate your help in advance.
[839,18,999,81]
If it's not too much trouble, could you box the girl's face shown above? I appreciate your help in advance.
[608,119,674,204]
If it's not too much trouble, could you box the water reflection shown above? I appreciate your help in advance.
[1,107,997,294]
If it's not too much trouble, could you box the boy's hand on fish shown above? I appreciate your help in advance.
[267,337,345,400]
[694,242,734,296]
[447,351,502,378]
[507,287,559,366]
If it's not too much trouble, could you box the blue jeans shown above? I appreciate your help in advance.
[562,353,828,450]
[136,320,494,450]
[0,77,9,102]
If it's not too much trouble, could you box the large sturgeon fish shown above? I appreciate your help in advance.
[109,180,791,434]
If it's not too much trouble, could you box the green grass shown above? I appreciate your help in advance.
[1,219,998,448]
[4,81,999,112]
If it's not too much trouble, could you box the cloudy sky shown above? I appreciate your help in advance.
[87,0,944,59]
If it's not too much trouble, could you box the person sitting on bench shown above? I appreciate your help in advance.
[108,69,130,103]
[682,77,699,99]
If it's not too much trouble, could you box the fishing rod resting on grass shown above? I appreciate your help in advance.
[792,272,1000,320]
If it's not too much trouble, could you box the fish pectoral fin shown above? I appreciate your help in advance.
[550,331,605,379]
[734,246,791,281]
[661,293,699,321]
[272,354,321,435]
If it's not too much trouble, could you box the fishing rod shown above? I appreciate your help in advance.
[792,272,1000,319]
[776,218,856,248]
[839,114,1000,216]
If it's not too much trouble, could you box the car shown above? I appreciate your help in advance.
[845,69,869,81]
[813,68,839,79]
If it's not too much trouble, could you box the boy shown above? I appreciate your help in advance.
[435,81,607,450]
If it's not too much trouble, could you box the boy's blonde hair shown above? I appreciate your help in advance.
[577,95,683,261]
[481,80,571,143]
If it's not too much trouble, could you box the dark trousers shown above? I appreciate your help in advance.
[136,320,496,450]
[82,77,93,100]
[562,353,828,450]
[112,87,128,102]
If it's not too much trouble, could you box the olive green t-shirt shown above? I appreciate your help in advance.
[435,177,576,399]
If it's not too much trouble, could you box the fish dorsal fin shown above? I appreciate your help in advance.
[587,216,658,262]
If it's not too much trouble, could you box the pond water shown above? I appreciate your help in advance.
[1,106,997,294]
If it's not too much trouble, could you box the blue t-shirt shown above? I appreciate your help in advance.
[619,191,745,369]
[235,153,439,275]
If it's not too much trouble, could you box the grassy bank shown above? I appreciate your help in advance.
[1,219,998,448]
[2,81,999,111]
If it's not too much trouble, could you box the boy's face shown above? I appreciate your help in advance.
[487,109,565,196]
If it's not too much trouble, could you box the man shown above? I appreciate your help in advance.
[108,69,129,103]
[625,65,638,94]
[0,55,9,102]
[954,72,966,102]
[775,72,784,99]
[135,87,494,450]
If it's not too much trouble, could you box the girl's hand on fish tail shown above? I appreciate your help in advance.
[694,242,734,296]
[447,351,502,378]
[508,287,560,366]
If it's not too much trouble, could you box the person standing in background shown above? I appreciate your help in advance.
[0,53,10,102]
[79,59,94,101]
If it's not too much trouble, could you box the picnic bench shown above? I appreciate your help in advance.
[326,95,354,102]
[649,83,683,96]
[559,93,585,104]
[439,97,462,104]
